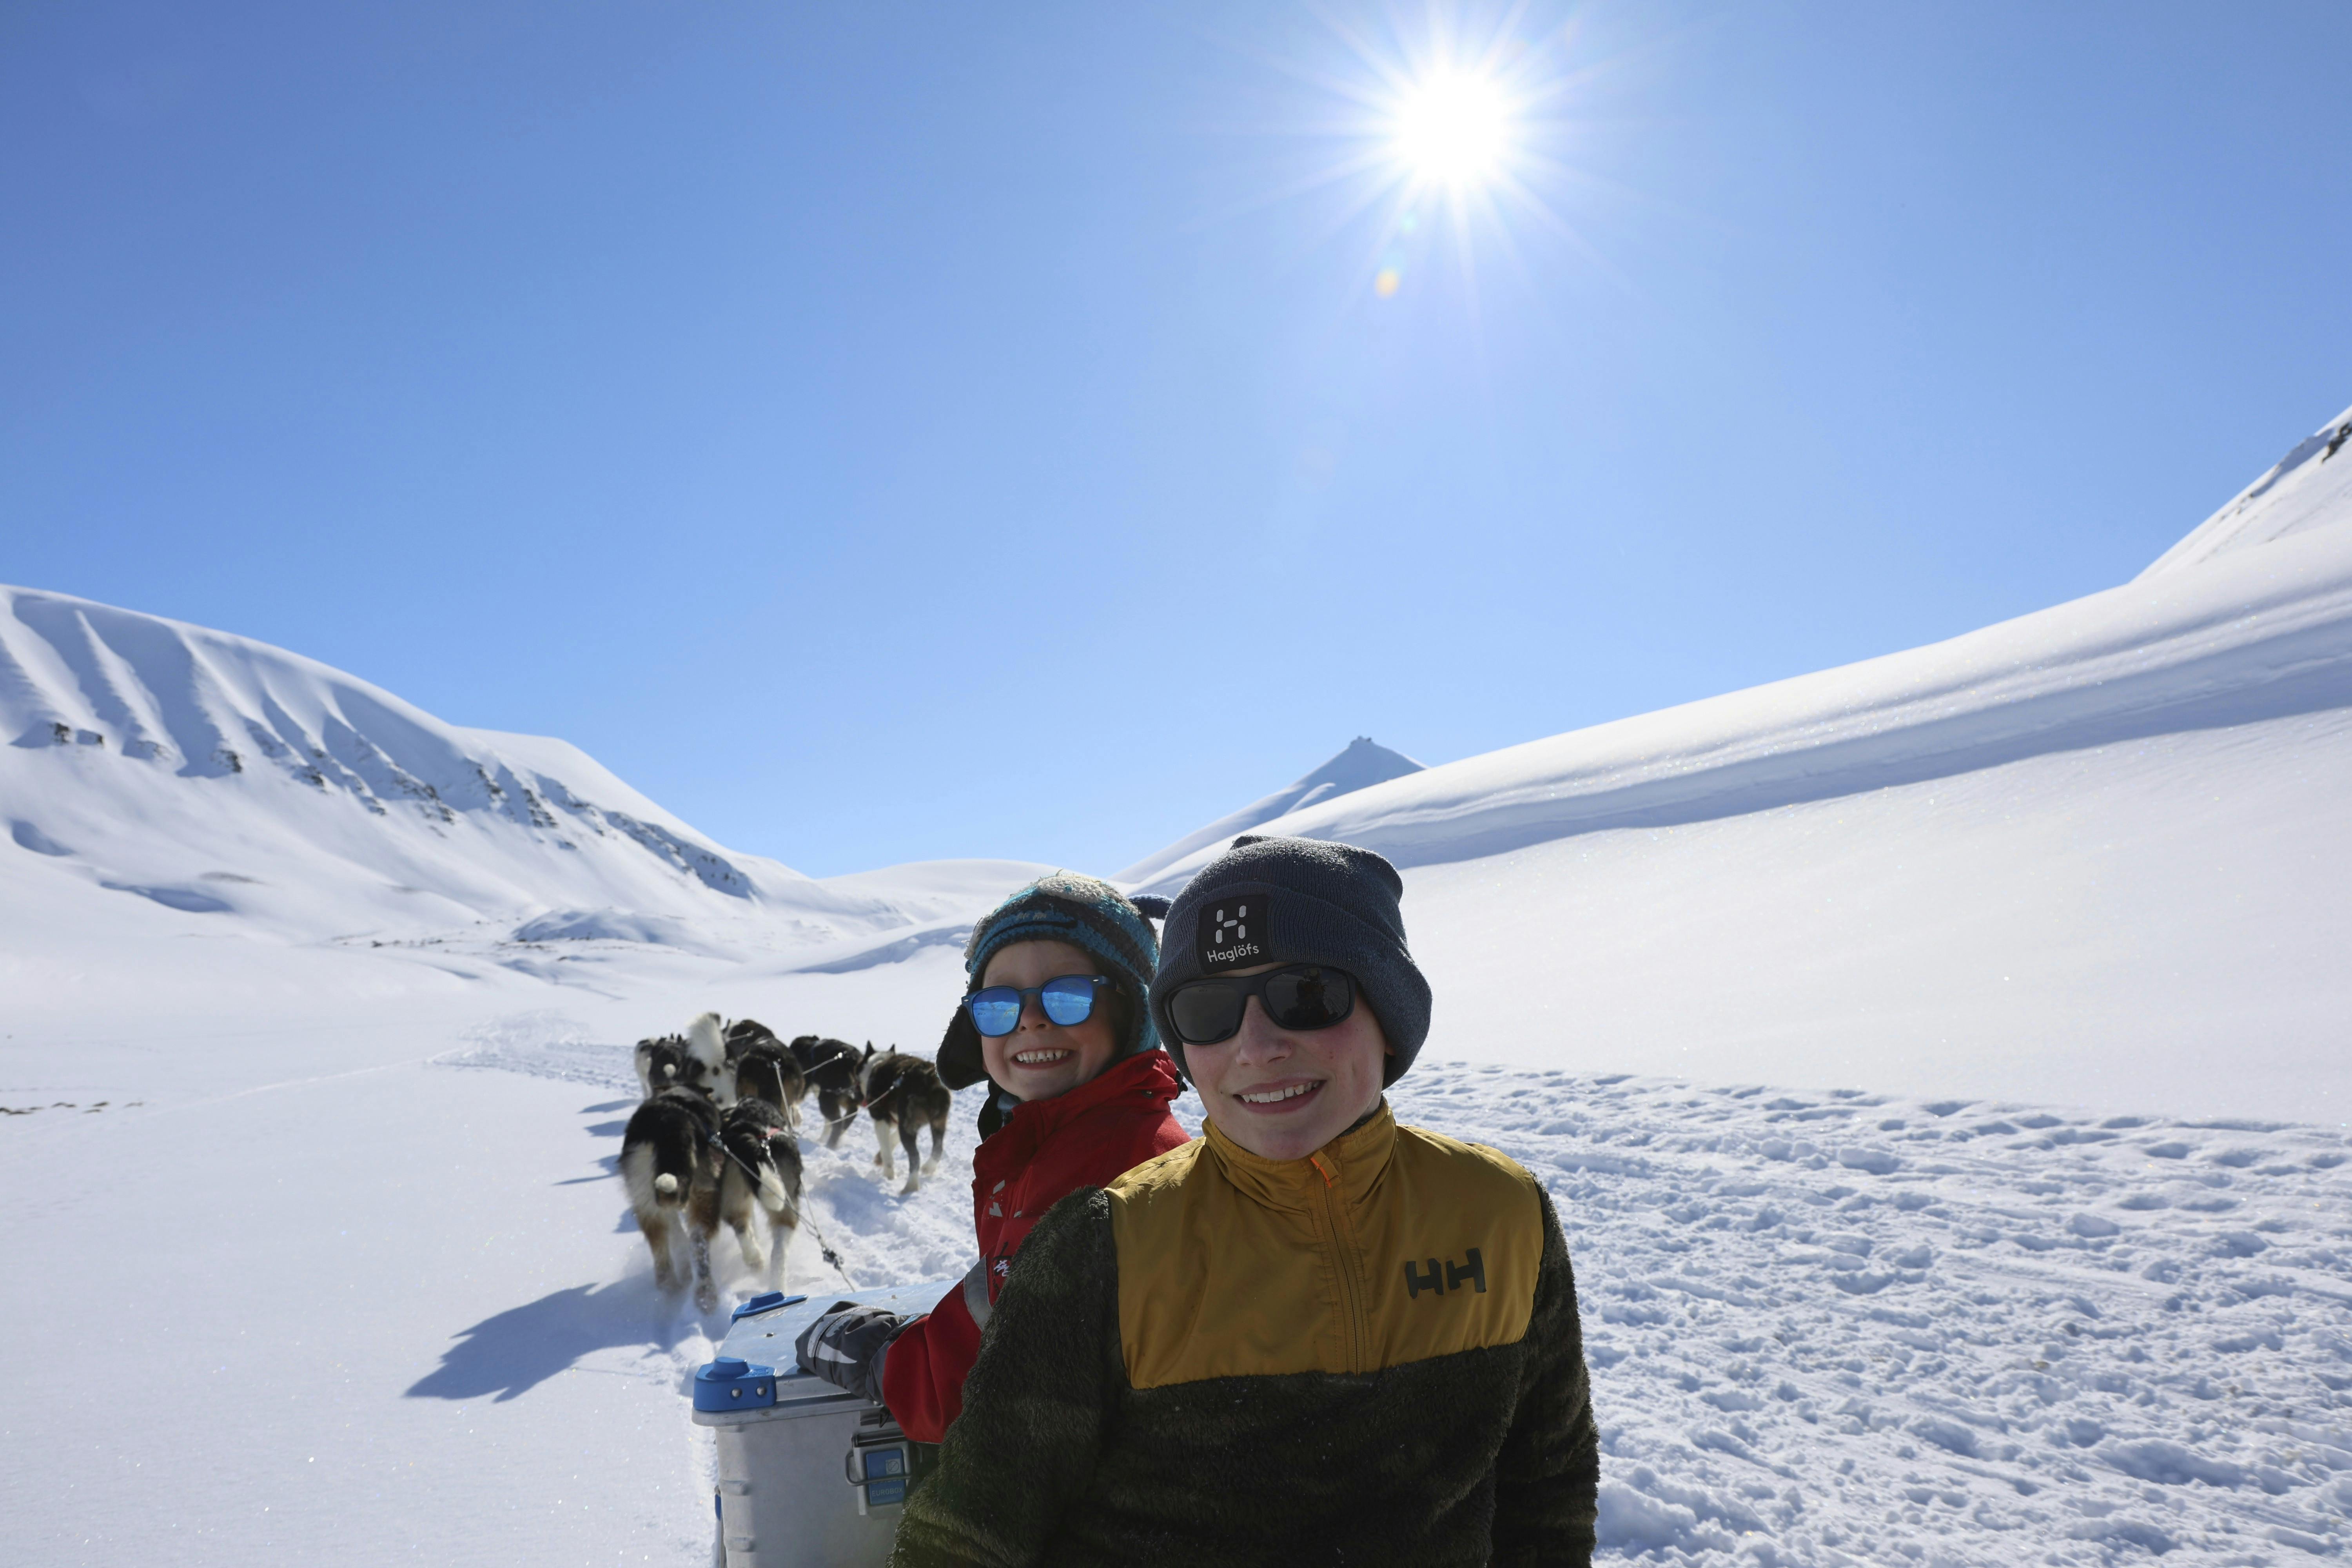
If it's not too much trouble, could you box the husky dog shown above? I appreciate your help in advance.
[632,1018,733,1102]
[790,1035,863,1149]
[715,1096,802,1290]
[632,1033,691,1098]
[859,1045,952,1195]
[620,1087,723,1311]
[684,1012,735,1104]
[731,1042,806,1130]
[722,1017,779,1066]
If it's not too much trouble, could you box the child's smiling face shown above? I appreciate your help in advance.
[977,938,1118,1102]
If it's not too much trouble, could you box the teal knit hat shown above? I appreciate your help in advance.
[936,872,1167,1090]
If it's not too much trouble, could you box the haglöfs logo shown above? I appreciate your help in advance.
[1201,898,1267,969]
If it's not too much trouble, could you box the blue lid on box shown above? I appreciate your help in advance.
[731,1291,806,1321]
[693,1357,779,1412]
[691,1280,955,1424]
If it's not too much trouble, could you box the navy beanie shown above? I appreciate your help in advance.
[1149,835,1431,1087]
[935,872,1166,1092]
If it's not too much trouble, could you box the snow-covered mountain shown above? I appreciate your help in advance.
[2140,405,2352,577]
[0,586,1040,970]
[1131,405,2352,895]
[1113,736,1423,886]
[1123,401,2352,1120]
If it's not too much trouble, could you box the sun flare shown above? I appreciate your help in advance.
[1239,9,1587,307]
[1390,69,1512,189]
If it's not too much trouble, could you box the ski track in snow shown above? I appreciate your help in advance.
[455,1020,2352,1566]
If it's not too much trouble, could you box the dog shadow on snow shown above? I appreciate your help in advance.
[407,1099,718,1404]
[405,1276,721,1403]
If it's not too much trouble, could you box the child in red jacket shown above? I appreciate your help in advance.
[796,873,1190,1441]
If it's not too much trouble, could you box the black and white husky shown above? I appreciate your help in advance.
[632,1033,689,1097]
[634,1037,710,1100]
[620,1087,723,1311]
[790,1035,863,1149]
[684,1012,734,1102]
[633,1015,734,1103]
[859,1045,952,1195]
[714,1096,802,1291]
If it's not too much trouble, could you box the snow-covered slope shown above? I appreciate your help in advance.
[2140,403,2352,578]
[1127,401,2352,1121]
[1132,408,2352,893]
[1113,735,1423,886]
[0,586,1025,962]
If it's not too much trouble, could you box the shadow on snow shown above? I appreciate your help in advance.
[405,1278,696,1403]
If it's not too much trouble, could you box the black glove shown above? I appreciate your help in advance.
[795,1303,908,1405]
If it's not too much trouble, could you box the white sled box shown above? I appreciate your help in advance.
[693,1282,952,1568]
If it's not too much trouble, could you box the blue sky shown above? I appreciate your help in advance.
[6,1,2349,877]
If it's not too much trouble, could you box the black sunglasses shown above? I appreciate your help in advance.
[1165,964,1356,1046]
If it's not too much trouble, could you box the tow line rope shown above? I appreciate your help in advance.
[781,1044,898,1131]
[692,1050,906,1287]
[702,1128,860,1288]
[796,1077,905,1281]
[813,1075,900,1130]
[705,1085,901,1288]
[802,1218,857,1288]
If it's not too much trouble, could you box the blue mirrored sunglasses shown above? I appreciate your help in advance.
[964,974,1109,1037]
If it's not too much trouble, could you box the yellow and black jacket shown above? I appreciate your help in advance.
[892,1103,1598,1567]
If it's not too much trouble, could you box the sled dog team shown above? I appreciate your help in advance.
[619,1013,951,1313]
[789,842,1601,1567]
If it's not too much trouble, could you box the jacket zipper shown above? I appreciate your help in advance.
[1313,1156,1370,1372]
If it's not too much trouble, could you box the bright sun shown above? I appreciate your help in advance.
[1390,69,1512,188]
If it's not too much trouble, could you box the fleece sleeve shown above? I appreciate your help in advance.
[1490,1186,1600,1567]
[878,1272,987,1445]
[889,1189,1124,1568]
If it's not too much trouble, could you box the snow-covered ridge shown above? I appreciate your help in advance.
[2140,399,2352,579]
[1114,735,1423,886]
[1130,410,2352,893]
[0,585,1000,952]
[0,586,750,883]
[7,588,688,844]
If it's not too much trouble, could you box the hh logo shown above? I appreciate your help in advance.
[1201,897,1269,969]
[1403,1248,1486,1299]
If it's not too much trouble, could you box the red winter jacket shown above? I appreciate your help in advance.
[880,1049,1189,1442]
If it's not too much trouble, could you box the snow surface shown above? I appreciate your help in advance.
[8,402,2352,1564]
[20,1005,2350,1566]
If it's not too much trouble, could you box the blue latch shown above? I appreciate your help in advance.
[731,1291,806,1322]
[693,1356,779,1412]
